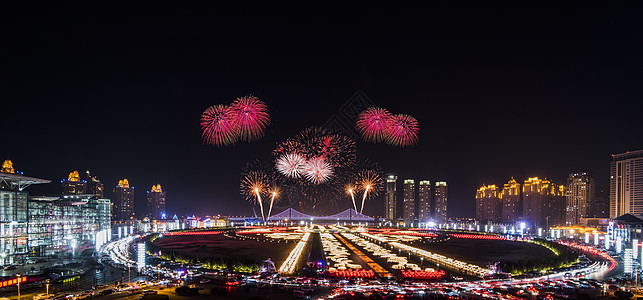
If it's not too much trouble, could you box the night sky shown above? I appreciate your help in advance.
[2,3,643,218]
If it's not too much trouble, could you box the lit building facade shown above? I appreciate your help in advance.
[475,184,501,223]
[566,172,595,225]
[385,174,397,220]
[610,150,643,219]
[61,171,86,195]
[417,180,431,222]
[434,181,448,223]
[28,195,111,257]
[500,178,521,223]
[112,179,134,220]
[403,179,415,223]
[0,160,50,265]
[146,184,166,219]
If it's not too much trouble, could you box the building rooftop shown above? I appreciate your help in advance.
[0,172,51,191]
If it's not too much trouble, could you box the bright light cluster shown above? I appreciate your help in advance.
[100,236,138,267]
[449,233,506,240]
[166,230,222,236]
[321,233,362,271]
[278,232,310,274]
[400,269,446,280]
[327,269,375,279]
[361,233,493,278]
[342,233,421,271]
[264,232,305,240]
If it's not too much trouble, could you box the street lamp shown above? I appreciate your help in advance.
[16,273,21,300]
[46,279,50,296]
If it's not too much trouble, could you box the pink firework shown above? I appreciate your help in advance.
[303,157,334,184]
[200,105,237,146]
[230,95,270,141]
[275,153,307,178]
[386,114,419,147]
[356,107,393,143]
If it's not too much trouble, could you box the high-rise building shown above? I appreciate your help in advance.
[593,187,609,218]
[112,179,135,220]
[61,171,86,195]
[385,174,397,220]
[403,179,415,223]
[434,181,448,223]
[146,184,166,219]
[523,177,565,228]
[85,170,104,198]
[500,178,521,223]
[566,172,595,225]
[417,180,431,222]
[610,150,643,219]
[476,184,501,223]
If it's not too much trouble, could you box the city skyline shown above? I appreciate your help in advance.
[2,4,643,217]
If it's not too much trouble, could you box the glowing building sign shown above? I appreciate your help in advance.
[137,243,146,270]
[624,248,633,275]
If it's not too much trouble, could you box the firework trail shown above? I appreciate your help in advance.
[345,184,357,211]
[356,107,392,143]
[275,153,307,178]
[241,170,269,220]
[353,168,383,214]
[266,185,281,221]
[200,105,237,146]
[386,114,419,147]
[230,95,270,141]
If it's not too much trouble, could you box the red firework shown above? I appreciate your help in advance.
[356,107,392,143]
[386,114,419,147]
[303,157,334,185]
[230,95,270,141]
[200,105,237,146]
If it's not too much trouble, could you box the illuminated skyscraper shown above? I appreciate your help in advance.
[403,179,415,223]
[61,171,86,195]
[523,177,565,228]
[385,174,397,220]
[85,170,104,198]
[610,150,643,219]
[112,179,134,220]
[146,184,166,219]
[434,181,447,223]
[476,184,501,223]
[500,178,521,223]
[566,172,595,225]
[417,180,431,222]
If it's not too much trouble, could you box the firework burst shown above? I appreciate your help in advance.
[200,105,237,146]
[275,153,307,178]
[386,114,419,147]
[303,157,334,185]
[230,95,270,141]
[356,107,393,143]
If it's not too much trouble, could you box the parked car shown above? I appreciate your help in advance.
[142,290,157,295]
[98,289,114,295]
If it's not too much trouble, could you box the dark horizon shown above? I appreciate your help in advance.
[3,3,643,218]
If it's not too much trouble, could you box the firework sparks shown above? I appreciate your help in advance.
[302,157,334,184]
[275,153,307,178]
[386,114,419,147]
[230,95,270,141]
[200,105,237,146]
[356,107,392,143]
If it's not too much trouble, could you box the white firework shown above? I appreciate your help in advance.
[275,153,307,178]
[303,156,334,184]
